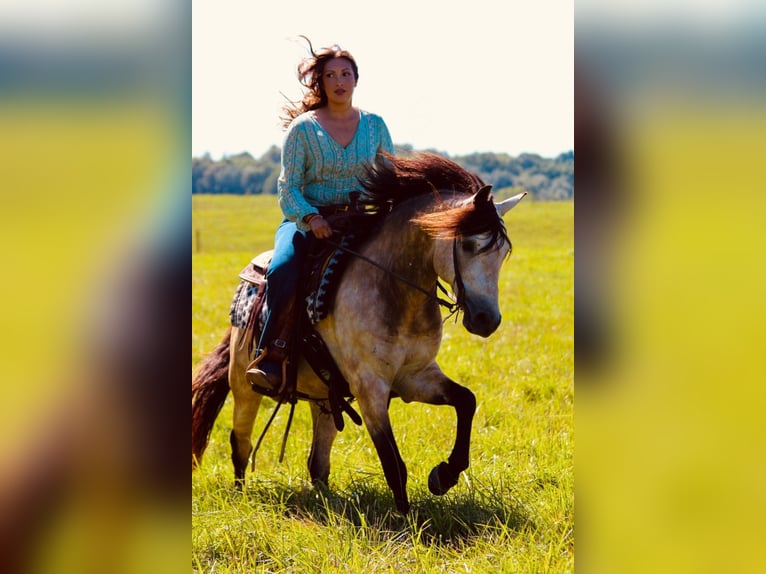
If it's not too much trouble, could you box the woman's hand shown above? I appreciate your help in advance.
[307,214,333,239]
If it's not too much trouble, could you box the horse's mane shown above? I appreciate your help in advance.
[359,152,484,207]
[357,152,509,253]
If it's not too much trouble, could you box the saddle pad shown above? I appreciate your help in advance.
[229,280,262,329]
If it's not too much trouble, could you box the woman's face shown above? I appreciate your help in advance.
[321,58,356,107]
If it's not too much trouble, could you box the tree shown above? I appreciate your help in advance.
[192,146,573,200]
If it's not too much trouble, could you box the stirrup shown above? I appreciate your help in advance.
[246,350,286,397]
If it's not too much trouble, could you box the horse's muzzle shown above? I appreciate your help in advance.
[462,305,501,338]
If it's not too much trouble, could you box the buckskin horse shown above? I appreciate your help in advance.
[192,152,525,514]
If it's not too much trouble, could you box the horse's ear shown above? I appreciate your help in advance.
[496,191,527,217]
[474,185,493,206]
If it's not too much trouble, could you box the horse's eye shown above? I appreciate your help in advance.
[461,239,477,253]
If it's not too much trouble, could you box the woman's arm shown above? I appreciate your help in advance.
[377,115,395,156]
[277,122,318,231]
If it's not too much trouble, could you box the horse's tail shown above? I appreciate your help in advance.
[192,327,232,469]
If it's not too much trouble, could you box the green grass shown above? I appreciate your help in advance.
[192,194,573,573]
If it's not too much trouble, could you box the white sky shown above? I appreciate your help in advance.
[193,0,574,159]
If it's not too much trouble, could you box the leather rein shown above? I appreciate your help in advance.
[324,236,465,322]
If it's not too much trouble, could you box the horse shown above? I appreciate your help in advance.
[192,152,526,514]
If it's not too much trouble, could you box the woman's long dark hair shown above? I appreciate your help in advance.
[281,36,359,128]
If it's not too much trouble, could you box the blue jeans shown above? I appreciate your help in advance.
[257,219,311,354]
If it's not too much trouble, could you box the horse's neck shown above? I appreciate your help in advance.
[347,218,442,334]
[364,216,437,287]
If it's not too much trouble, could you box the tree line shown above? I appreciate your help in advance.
[192,145,573,201]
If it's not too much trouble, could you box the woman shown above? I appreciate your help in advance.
[247,39,395,395]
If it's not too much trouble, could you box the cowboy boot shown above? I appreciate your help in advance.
[246,354,283,396]
[246,295,296,396]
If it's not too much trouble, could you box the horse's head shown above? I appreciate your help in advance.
[431,186,526,337]
[362,153,525,337]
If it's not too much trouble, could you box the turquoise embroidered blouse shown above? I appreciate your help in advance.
[277,109,394,231]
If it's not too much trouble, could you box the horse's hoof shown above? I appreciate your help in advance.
[395,499,411,515]
[311,477,330,493]
[428,462,459,496]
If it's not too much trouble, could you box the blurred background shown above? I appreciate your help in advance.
[2,0,765,571]
[0,1,188,572]
[576,1,766,572]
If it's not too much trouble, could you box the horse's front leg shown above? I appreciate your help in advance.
[397,363,476,496]
[427,380,476,496]
[354,378,409,514]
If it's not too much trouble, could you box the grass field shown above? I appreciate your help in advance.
[192,194,573,573]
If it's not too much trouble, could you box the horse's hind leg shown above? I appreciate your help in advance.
[229,390,262,487]
[307,400,338,487]
[229,339,263,487]
[398,364,476,496]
